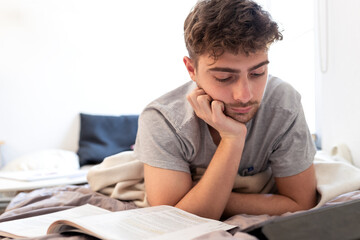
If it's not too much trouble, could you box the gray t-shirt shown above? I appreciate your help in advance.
[134,76,316,178]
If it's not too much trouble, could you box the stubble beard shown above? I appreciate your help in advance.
[224,101,260,124]
[194,81,260,124]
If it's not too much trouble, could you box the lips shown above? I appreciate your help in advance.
[230,106,253,114]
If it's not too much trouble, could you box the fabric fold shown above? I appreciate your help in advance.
[87,147,360,210]
[87,151,148,207]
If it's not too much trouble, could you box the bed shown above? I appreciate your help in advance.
[1,181,360,239]
[1,113,360,239]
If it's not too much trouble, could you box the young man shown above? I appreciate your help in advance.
[134,0,317,220]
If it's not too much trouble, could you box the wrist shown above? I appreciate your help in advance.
[220,125,247,142]
[219,134,246,148]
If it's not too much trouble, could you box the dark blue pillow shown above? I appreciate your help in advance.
[77,113,139,166]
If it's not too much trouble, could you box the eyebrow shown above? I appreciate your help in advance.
[249,60,270,71]
[208,60,270,73]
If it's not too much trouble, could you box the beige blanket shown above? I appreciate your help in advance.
[87,151,274,208]
[313,150,360,207]
[87,147,360,209]
[87,151,148,207]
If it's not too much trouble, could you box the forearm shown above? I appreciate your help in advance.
[223,163,317,218]
[175,138,244,220]
[223,191,315,218]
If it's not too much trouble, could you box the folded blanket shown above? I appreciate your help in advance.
[87,151,274,207]
[87,151,148,207]
[87,147,360,209]
[313,151,360,207]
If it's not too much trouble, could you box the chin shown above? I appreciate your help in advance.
[226,107,258,124]
[230,114,253,124]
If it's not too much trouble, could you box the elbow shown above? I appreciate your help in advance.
[300,198,317,211]
[300,191,318,211]
[293,203,315,212]
[146,190,182,207]
[291,195,317,213]
[146,196,176,207]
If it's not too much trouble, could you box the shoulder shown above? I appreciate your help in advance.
[261,75,302,116]
[140,81,198,132]
[251,75,305,148]
[135,81,203,173]
[248,76,315,177]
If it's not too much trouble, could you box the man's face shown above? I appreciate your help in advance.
[188,51,269,123]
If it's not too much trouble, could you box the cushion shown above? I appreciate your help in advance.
[77,113,139,166]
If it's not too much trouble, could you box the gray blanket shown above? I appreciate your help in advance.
[1,185,360,240]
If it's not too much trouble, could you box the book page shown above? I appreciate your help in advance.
[0,204,109,238]
[48,205,236,240]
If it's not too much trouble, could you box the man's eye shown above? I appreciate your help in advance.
[250,72,265,78]
[215,76,232,82]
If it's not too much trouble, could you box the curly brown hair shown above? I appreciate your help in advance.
[184,0,283,65]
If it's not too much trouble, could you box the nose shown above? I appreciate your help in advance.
[232,78,253,103]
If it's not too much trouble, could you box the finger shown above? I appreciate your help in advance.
[187,88,213,121]
[186,88,209,109]
[211,100,226,123]
[187,88,203,101]
[197,94,213,116]
[190,88,207,102]
[211,100,224,112]
[197,94,212,105]
[187,91,201,110]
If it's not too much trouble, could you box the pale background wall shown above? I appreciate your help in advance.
[0,0,317,165]
[315,0,360,167]
[0,0,195,163]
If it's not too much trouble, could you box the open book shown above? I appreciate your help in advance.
[0,204,236,239]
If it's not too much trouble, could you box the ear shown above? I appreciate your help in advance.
[183,56,197,82]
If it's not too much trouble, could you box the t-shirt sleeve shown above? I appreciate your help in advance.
[134,108,191,174]
[269,105,316,178]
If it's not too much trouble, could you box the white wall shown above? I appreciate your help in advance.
[0,0,195,163]
[267,0,316,134]
[316,0,360,166]
[0,0,316,165]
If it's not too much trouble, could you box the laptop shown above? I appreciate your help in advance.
[244,198,360,240]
